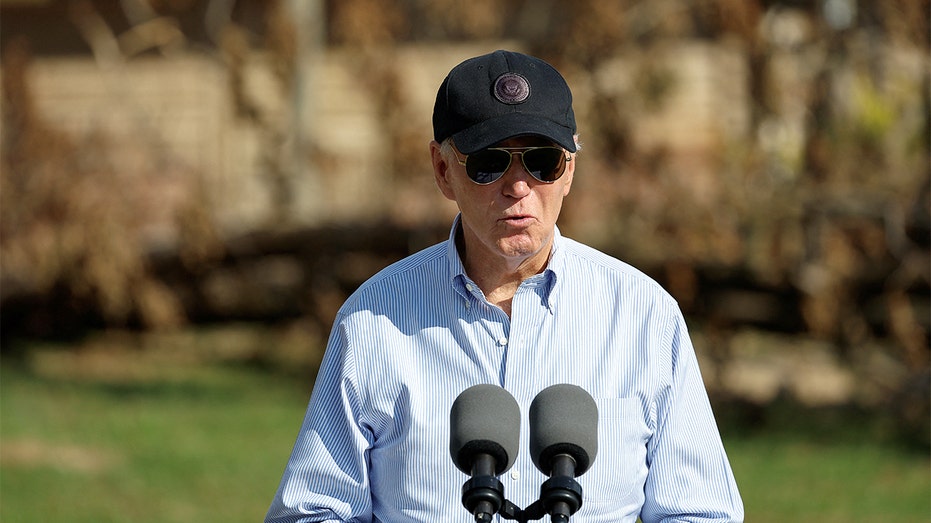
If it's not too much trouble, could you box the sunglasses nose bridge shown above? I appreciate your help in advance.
[503,150,536,180]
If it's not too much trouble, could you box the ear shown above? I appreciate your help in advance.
[561,153,575,197]
[430,140,457,201]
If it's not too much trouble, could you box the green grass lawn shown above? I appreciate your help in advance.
[726,434,929,522]
[2,333,929,522]
[1,337,313,523]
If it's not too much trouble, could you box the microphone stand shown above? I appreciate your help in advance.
[461,465,583,523]
[461,454,505,523]
[536,454,584,522]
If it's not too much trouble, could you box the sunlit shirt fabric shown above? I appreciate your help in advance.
[265,217,744,523]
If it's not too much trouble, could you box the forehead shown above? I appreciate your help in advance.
[492,135,559,148]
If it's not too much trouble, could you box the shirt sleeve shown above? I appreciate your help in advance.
[265,318,374,523]
[640,307,744,523]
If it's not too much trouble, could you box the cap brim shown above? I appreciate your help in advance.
[451,113,577,154]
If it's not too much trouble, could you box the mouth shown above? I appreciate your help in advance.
[500,214,535,227]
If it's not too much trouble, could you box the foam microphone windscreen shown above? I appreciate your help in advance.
[529,384,599,476]
[449,384,521,475]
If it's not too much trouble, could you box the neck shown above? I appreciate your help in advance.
[456,227,552,317]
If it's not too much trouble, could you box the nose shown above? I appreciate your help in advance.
[500,152,532,198]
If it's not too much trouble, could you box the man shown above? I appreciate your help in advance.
[265,49,743,522]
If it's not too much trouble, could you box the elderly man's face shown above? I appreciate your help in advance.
[431,135,574,271]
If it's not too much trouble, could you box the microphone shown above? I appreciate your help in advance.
[529,384,598,523]
[450,384,521,523]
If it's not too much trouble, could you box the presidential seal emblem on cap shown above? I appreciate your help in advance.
[493,73,531,105]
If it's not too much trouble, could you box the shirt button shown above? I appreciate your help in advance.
[497,337,508,346]
[465,283,474,292]
[510,469,520,481]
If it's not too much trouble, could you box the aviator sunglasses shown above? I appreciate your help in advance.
[452,144,571,185]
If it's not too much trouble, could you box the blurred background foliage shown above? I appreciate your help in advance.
[0,1,929,519]
[0,0,931,522]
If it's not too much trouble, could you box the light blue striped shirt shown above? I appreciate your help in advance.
[265,217,743,522]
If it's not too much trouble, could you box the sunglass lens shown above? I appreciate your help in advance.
[466,150,511,184]
[523,148,566,182]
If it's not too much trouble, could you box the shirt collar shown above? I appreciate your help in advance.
[445,215,468,283]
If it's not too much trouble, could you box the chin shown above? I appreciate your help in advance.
[497,237,542,259]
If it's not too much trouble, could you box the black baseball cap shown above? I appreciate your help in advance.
[433,50,577,154]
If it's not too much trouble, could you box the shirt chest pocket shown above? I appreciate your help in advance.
[579,397,650,506]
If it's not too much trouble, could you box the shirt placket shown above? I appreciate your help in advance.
[500,277,552,512]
